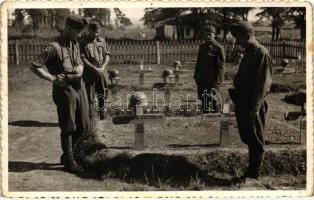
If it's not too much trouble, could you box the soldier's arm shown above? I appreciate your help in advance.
[30,46,67,87]
[194,45,202,80]
[215,46,225,86]
[250,52,272,114]
[29,66,55,82]
[80,43,102,75]
[100,40,110,72]
[81,57,99,72]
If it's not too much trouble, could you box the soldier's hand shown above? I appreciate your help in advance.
[53,74,68,87]
[73,65,83,75]
[94,68,104,77]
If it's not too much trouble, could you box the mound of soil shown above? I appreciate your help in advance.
[282,92,306,106]
[270,83,305,93]
[74,134,306,187]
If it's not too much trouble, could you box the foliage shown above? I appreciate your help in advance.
[12,9,25,31]
[256,7,306,41]
[11,9,71,37]
[287,7,306,41]
[142,8,254,40]
[82,8,111,26]
[54,9,71,29]
[25,9,46,37]
[256,8,290,41]
[113,8,132,28]
[21,24,32,33]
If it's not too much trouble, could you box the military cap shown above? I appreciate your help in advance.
[89,21,101,31]
[108,69,120,80]
[128,92,149,110]
[65,14,87,30]
[204,25,216,34]
[230,20,254,36]
[173,60,182,68]
[162,69,175,78]
[281,58,289,66]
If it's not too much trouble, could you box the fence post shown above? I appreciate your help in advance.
[15,42,19,65]
[156,41,160,65]
[282,41,286,58]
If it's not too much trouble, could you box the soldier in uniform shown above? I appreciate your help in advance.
[194,25,225,113]
[229,21,272,182]
[30,14,89,174]
[80,22,110,120]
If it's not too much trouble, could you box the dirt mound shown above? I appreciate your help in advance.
[74,134,306,187]
[270,83,305,93]
[282,92,306,106]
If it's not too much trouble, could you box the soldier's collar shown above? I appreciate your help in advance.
[245,38,258,53]
[57,35,76,46]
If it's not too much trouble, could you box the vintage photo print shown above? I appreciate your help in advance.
[1,0,313,198]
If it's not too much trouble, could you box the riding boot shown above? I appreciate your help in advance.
[60,133,84,174]
[246,151,264,179]
[230,151,264,185]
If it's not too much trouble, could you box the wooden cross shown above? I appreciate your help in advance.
[112,106,165,150]
[139,68,153,85]
[173,69,188,84]
[201,113,241,147]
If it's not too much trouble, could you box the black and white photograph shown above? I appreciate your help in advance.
[1,1,313,197]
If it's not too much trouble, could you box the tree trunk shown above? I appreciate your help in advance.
[300,21,306,42]
[276,27,281,41]
[271,25,275,41]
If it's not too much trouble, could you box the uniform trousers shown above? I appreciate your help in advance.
[84,71,108,119]
[52,80,90,154]
[234,90,268,153]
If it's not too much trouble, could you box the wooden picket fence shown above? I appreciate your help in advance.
[8,39,305,65]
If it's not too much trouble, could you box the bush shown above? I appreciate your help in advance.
[105,24,114,30]
[21,24,32,33]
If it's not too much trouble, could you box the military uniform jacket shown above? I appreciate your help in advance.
[233,39,272,112]
[194,39,225,86]
[80,36,110,83]
[31,37,83,76]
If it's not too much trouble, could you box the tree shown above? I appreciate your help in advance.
[83,8,111,27]
[120,17,132,27]
[142,8,198,39]
[256,8,290,41]
[113,8,132,28]
[142,7,254,40]
[25,9,46,37]
[12,9,25,32]
[54,9,71,29]
[287,7,306,41]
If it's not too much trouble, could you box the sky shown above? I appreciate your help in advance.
[8,8,260,26]
[119,8,145,25]
[120,8,260,25]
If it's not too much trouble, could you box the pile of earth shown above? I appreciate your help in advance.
[73,133,305,187]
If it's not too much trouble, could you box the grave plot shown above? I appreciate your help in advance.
[72,61,306,189]
[7,61,307,191]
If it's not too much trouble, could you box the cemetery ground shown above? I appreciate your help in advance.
[8,61,306,191]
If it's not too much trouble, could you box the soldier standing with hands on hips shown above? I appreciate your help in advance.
[228,21,272,183]
[80,22,110,120]
[30,14,89,174]
[194,25,225,113]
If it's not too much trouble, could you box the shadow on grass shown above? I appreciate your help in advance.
[168,144,220,148]
[9,120,59,127]
[9,161,64,172]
